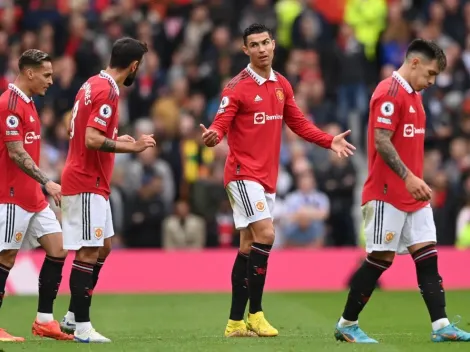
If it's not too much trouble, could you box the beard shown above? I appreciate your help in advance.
[123,71,137,87]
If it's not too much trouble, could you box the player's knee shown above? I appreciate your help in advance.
[75,247,100,264]
[0,249,18,268]
[252,222,275,245]
[99,238,112,259]
[368,251,395,264]
[239,240,252,254]
[46,247,68,259]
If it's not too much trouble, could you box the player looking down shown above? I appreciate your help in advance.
[0,49,72,341]
[334,39,470,344]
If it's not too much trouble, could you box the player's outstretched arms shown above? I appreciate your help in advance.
[374,128,432,201]
[6,141,62,205]
[85,127,155,153]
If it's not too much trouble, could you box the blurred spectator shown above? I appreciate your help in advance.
[282,169,329,248]
[162,199,206,250]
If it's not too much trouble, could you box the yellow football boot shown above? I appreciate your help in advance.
[224,319,258,337]
[246,312,278,337]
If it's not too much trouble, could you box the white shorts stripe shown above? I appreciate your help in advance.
[226,180,275,230]
[363,200,436,255]
[236,181,254,217]
[0,204,61,251]
[62,193,114,250]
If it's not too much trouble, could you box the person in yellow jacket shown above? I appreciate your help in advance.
[344,0,387,60]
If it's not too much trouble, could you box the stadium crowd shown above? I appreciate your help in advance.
[1,0,470,249]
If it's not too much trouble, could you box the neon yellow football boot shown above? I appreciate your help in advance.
[246,312,278,337]
[224,319,258,337]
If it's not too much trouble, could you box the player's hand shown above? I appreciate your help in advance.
[45,181,62,207]
[133,134,156,152]
[331,130,356,158]
[200,124,219,147]
[117,134,135,143]
[404,172,432,201]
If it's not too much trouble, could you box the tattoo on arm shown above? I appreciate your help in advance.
[99,138,116,152]
[374,129,408,180]
[6,141,50,185]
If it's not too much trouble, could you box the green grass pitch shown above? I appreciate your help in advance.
[1,291,470,351]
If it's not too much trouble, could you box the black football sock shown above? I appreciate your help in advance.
[229,251,249,321]
[37,255,65,314]
[68,257,106,313]
[69,260,94,323]
[248,243,272,314]
[0,263,11,309]
[89,257,105,307]
[342,256,392,322]
[413,244,447,323]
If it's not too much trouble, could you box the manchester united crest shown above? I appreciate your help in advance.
[255,201,265,212]
[385,231,395,243]
[14,232,23,243]
[94,227,103,239]
[275,88,284,102]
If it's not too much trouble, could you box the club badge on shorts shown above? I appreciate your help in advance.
[94,227,104,240]
[14,232,23,243]
[255,201,265,212]
[385,231,395,243]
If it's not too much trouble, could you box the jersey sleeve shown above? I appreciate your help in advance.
[0,109,24,143]
[371,92,402,132]
[282,79,333,149]
[209,87,239,142]
[87,89,115,133]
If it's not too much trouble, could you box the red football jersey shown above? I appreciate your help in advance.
[62,71,120,199]
[209,65,333,193]
[362,71,427,212]
[0,84,48,212]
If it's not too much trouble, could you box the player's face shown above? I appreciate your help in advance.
[411,57,440,91]
[243,32,275,68]
[123,60,141,87]
[28,61,53,96]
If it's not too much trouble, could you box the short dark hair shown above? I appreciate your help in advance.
[109,37,149,69]
[18,49,51,71]
[243,23,273,45]
[406,39,447,72]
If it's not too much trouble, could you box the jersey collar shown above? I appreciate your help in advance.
[8,84,31,103]
[99,70,120,96]
[245,64,277,85]
[392,71,413,94]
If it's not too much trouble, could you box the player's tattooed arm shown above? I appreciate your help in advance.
[5,141,50,185]
[374,128,408,180]
[99,138,116,152]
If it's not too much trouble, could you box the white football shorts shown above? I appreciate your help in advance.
[61,193,114,250]
[226,180,275,230]
[0,203,61,251]
[362,200,436,255]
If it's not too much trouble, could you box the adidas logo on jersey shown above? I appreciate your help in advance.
[254,95,263,102]
[30,116,34,122]
[409,106,415,113]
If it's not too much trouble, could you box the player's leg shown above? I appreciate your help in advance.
[61,194,110,343]
[63,217,112,328]
[0,204,31,341]
[335,201,405,343]
[29,207,72,340]
[225,181,277,337]
[403,206,470,342]
[225,228,256,337]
